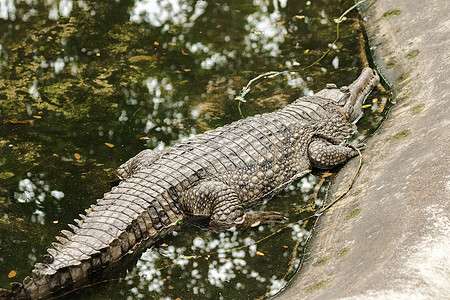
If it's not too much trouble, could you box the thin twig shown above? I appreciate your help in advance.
[235,71,282,118]
[303,0,367,70]
[234,0,367,115]
[314,146,363,216]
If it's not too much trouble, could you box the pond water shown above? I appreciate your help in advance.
[0,0,390,299]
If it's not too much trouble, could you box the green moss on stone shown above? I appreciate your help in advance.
[391,129,411,140]
[304,279,332,293]
[398,69,412,82]
[411,103,424,115]
[406,49,420,60]
[397,91,412,103]
[314,255,333,266]
[344,208,361,220]
[382,9,401,18]
[353,189,362,196]
[336,248,350,258]
[386,59,396,69]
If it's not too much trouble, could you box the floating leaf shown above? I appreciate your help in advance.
[151,54,158,62]
[53,220,59,224]
[104,143,114,148]
[181,50,189,56]
[283,245,288,249]
[276,21,285,25]
[10,119,35,124]
[177,219,183,225]
[362,104,372,108]
[161,243,168,247]
[139,137,149,140]
[372,98,379,103]
[250,221,261,227]
[322,172,333,178]
[154,41,159,46]
[256,251,265,256]
[295,15,305,19]
[96,53,100,56]
[74,153,81,159]
[8,270,16,278]
[282,34,293,39]
[33,115,42,119]
[304,49,310,54]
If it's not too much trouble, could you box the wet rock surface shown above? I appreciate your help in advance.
[278,0,450,298]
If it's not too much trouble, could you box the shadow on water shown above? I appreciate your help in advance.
[0,0,391,299]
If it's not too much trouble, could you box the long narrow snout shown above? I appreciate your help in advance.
[344,68,380,122]
[315,68,380,123]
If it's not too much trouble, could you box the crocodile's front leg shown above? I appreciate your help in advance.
[308,138,364,169]
[182,180,283,231]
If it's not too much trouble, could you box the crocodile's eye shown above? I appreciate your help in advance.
[340,86,350,93]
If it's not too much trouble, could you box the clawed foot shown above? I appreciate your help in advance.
[346,142,365,154]
[238,211,286,230]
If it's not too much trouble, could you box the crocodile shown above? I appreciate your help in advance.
[0,68,379,299]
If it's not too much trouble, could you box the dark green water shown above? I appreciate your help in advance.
[0,1,390,299]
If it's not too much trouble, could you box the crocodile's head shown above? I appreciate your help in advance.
[315,67,380,123]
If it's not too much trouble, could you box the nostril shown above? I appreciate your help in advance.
[326,84,338,89]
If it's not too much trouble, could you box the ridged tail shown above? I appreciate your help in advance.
[1,176,184,300]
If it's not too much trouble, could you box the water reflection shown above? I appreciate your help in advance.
[0,0,390,299]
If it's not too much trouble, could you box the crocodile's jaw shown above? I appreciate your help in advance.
[315,68,380,123]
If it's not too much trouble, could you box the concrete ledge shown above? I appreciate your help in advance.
[278,0,450,298]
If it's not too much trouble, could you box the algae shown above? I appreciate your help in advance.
[0,172,15,180]
[382,9,401,18]
[336,248,350,258]
[411,104,424,115]
[304,279,332,293]
[353,189,362,197]
[406,49,420,60]
[398,69,412,83]
[314,255,333,266]
[391,129,411,140]
[344,208,361,220]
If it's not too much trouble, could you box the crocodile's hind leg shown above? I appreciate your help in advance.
[308,138,364,169]
[111,149,159,184]
[181,180,284,232]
